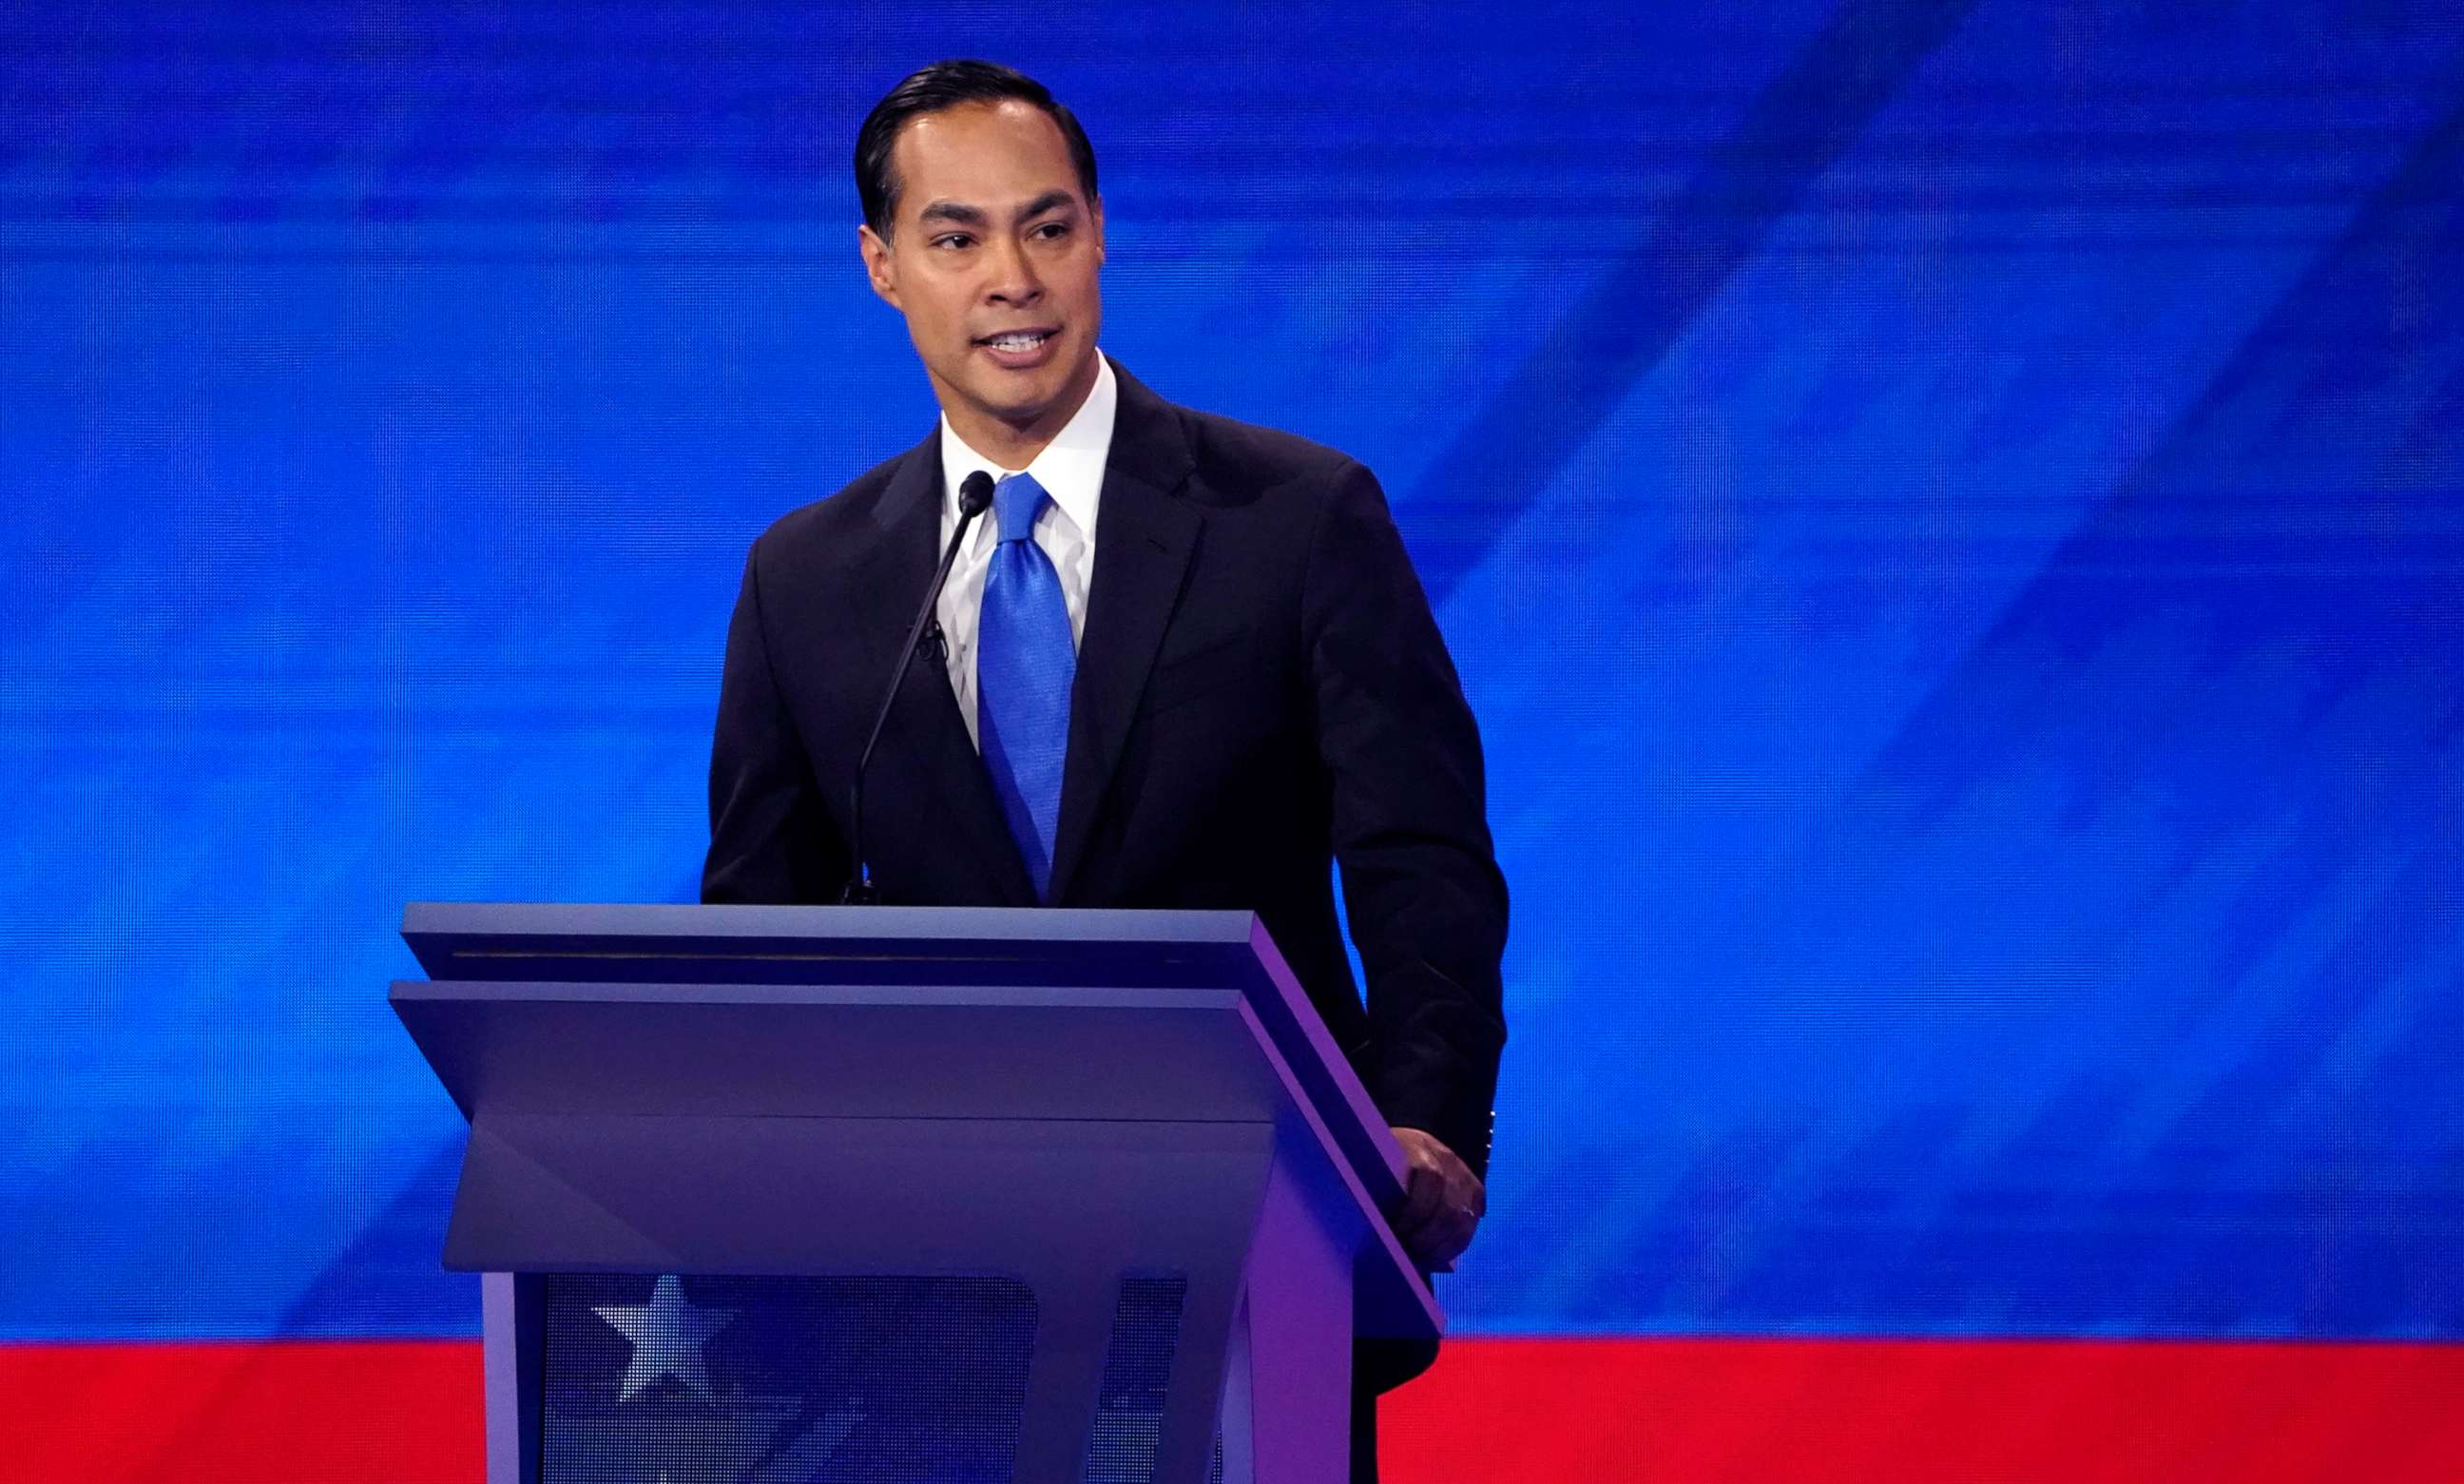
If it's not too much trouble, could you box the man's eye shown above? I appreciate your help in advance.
[932,234,973,250]
[1034,222,1070,240]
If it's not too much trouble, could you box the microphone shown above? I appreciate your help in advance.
[843,469,996,903]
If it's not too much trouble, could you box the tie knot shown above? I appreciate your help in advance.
[993,472,1049,545]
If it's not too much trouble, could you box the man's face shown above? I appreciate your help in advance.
[858,100,1105,448]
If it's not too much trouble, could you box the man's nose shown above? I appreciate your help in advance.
[984,236,1043,304]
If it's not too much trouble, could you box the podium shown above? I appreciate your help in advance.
[391,903,1441,1484]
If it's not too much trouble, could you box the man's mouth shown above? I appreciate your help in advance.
[976,328,1057,353]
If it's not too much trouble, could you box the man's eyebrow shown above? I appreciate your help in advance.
[1012,189,1077,223]
[914,192,1079,230]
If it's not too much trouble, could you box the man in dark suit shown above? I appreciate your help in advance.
[702,59,1506,1478]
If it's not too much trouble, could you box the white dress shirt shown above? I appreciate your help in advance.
[935,353,1116,749]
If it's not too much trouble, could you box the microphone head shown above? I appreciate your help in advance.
[959,470,996,517]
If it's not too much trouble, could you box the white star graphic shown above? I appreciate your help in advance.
[591,1275,739,1403]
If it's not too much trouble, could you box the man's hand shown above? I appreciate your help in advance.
[1388,1127,1485,1273]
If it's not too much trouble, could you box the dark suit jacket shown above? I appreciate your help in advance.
[702,357,1507,1181]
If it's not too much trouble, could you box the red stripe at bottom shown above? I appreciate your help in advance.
[1,1339,481,1483]
[1382,1337,2464,1481]
[7,1335,2460,1481]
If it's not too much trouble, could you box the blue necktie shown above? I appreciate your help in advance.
[977,472,1076,899]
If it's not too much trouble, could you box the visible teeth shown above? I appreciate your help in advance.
[988,333,1050,351]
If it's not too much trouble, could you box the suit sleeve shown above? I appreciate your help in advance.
[703,540,848,906]
[1302,461,1510,1180]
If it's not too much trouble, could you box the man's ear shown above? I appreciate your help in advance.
[857,222,900,309]
[1090,196,1105,269]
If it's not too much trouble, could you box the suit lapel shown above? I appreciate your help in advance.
[843,434,1039,907]
[1048,362,1201,904]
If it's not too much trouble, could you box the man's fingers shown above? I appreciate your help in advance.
[1396,1160,1447,1232]
[1398,1188,1480,1257]
[1387,1128,1485,1265]
[1412,1203,1480,1272]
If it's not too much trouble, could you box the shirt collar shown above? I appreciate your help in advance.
[938,353,1116,535]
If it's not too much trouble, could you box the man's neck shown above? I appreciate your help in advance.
[936,354,1101,470]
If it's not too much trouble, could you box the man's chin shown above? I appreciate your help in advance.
[965,362,1088,427]
[972,393,1055,434]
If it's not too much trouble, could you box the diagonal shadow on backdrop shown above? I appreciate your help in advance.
[1601,83,2464,1337]
[116,1139,474,1479]
[1399,0,1985,607]
[1831,86,2464,886]
[271,1137,474,1339]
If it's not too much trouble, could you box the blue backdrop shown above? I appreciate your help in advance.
[3,2,2460,1349]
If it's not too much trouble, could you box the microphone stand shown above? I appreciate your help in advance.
[842,470,995,903]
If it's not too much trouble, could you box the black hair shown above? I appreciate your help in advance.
[855,60,1099,240]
